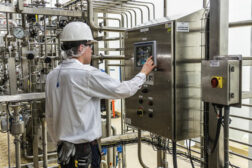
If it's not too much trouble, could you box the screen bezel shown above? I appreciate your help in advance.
[134,41,157,69]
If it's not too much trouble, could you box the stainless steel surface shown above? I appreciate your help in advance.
[8,57,17,94]
[201,60,241,105]
[22,7,82,17]
[138,130,149,168]
[164,0,167,17]
[208,0,229,167]
[0,4,15,13]
[229,20,252,28]
[125,10,205,140]
[0,92,45,102]
[32,101,40,168]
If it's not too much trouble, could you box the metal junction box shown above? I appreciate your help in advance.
[124,10,206,141]
[201,59,242,106]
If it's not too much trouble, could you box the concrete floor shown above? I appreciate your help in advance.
[0,117,249,168]
[111,117,201,168]
[111,117,248,168]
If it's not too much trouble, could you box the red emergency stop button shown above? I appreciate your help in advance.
[211,77,218,88]
[210,76,223,88]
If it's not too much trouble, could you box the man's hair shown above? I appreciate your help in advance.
[61,40,88,57]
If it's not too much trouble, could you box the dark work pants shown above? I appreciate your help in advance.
[58,141,101,168]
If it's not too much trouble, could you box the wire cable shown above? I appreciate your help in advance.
[211,104,223,153]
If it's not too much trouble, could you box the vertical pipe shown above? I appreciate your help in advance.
[164,0,167,17]
[42,117,48,168]
[120,14,127,168]
[172,141,177,168]
[209,0,229,167]
[44,16,47,58]
[32,101,39,168]
[224,106,230,168]
[203,0,207,8]
[204,102,209,168]
[104,13,112,168]
[111,126,117,168]
[249,1,252,167]
[12,105,22,168]
[128,11,133,28]
[14,135,21,168]
[7,104,11,168]
[157,150,162,167]
[163,150,168,168]
[138,130,149,168]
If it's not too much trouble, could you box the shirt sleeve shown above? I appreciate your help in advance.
[88,70,146,99]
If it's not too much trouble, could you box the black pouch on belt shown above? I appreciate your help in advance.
[74,143,92,168]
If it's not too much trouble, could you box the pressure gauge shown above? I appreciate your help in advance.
[13,27,25,39]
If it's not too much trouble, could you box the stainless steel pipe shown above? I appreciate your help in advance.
[138,130,149,168]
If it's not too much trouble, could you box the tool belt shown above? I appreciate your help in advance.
[57,140,99,168]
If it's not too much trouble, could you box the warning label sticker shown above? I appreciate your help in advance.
[176,22,189,32]
[210,60,220,67]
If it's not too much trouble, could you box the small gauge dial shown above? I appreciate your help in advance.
[13,27,25,39]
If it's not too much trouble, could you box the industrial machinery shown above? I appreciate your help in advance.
[125,10,206,141]
[0,0,249,168]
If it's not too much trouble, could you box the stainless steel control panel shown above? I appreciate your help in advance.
[125,10,205,140]
[201,58,242,106]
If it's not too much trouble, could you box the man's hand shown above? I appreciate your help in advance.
[141,56,156,76]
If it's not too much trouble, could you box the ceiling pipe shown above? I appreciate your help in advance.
[86,0,126,32]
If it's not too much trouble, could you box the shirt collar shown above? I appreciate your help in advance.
[63,59,84,66]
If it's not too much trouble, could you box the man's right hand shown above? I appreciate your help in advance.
[141,56,156,76]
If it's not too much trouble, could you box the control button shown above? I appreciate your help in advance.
[137,108,144,117]
[211,76,223,88]
[148,101,153,106]
[211,78,218,88]
[142,88,148,93]
[148,113,153,118]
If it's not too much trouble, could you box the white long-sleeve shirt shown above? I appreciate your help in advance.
[45,59,146,144]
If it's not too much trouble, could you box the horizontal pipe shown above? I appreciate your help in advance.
[87,0,126,32]
[99,48,124,51]
[22,7,82,16]
[19,158,57,168]
[230,114,252,121]
[92,55,126,60]
[242,57,252,60]
[101,132,149,146]
[229,127,252,134]
[176,143,201,155]
[107,64,125,66]
[229,20,252,28]
[242,104,252,107]
[96,37,122,41]
[98,17,121,21]
[229,151,252,161]
[24,151,57,159]
[229,138,252,148]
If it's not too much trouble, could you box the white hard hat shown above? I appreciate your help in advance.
[61,22,96,42]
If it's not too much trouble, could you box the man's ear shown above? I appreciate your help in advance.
[78,44,84,52]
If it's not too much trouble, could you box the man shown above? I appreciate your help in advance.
[45,21,155,168]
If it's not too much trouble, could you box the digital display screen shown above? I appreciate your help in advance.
[135,45,153,67]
